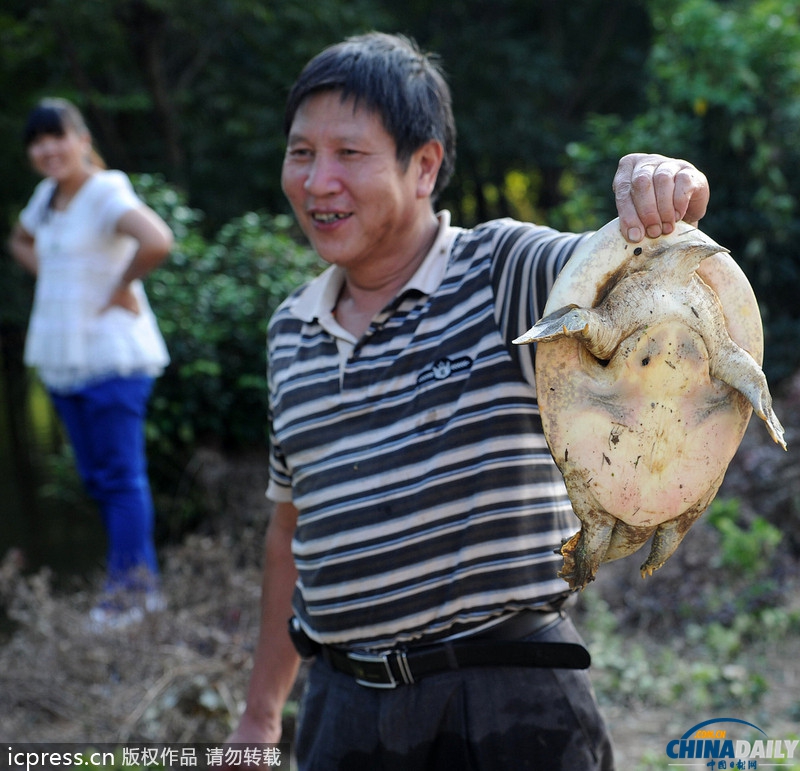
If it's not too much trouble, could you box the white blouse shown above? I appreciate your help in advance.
[20,170,169,392]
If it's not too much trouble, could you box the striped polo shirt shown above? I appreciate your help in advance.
[267,212,590,650]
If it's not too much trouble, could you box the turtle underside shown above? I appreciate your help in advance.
[515,221,786,590]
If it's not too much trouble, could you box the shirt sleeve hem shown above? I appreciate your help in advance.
[266,480,293,503]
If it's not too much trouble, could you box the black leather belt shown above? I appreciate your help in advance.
[318,611,590,689]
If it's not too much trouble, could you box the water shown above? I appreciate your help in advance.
[0,369,105,584]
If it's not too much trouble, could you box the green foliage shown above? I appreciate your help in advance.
[706,498,783,572]
[3,0,800,531]
[579,499,799,727]
[581,592,784,715]
[0,0,391,233]
[557,0,800,382]
[135,174,321,453]
[631,751,672,771]
[389,0,653,225]
[131,175,321,527]
[4,0,800,387]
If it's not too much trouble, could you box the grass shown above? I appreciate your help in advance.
[2,449,798,771]
[574,498,800,770]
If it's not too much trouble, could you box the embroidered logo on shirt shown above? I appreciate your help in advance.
[417,356,473,385]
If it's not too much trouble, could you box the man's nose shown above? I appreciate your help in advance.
[303,155,341,195]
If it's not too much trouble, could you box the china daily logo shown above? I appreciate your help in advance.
[665,718,798,768]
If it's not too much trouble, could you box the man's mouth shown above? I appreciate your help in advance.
[312,212,351,224]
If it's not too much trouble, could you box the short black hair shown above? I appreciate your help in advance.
[284,32,457,200]
[23,98,89,147]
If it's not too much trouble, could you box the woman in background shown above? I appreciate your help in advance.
[9,97,173,631]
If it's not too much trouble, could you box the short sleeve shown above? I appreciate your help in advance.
[92,171,142,234]
[488,220,591,387]
[18,178,57,235]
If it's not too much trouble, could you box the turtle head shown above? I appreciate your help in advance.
[643,237,729,274]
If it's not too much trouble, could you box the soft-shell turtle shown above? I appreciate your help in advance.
[515,219,786,590]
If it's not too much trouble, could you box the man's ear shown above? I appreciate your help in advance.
[414,140,444,199]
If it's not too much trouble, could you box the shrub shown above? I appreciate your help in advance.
[705,498,782,573]
[132,175,322,527]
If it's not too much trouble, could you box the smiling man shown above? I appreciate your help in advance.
[227,32,709,771]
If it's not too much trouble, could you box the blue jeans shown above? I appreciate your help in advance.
[295,615,615,770]
[50,375,159,592]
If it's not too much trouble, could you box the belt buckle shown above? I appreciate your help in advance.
[347,650,415,689]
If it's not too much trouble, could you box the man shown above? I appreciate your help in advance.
[228,32,709,770]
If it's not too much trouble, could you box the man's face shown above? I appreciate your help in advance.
[281,90,425,271]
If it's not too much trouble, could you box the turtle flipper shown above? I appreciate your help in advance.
[514,304,586,344]
[558,508,617,590]
[640,519,695,578]
[514,305,624,360]
[685,276,787,450]
[708,341,786,450]
[604,520,657,563]
[639,479,720,577]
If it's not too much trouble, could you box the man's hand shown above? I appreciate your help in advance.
[223,501,301,766]
[221,710,283,770]
[613,153,709,243]
[225,708,283,747]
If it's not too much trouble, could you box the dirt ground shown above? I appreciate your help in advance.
[1,377,799,768]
